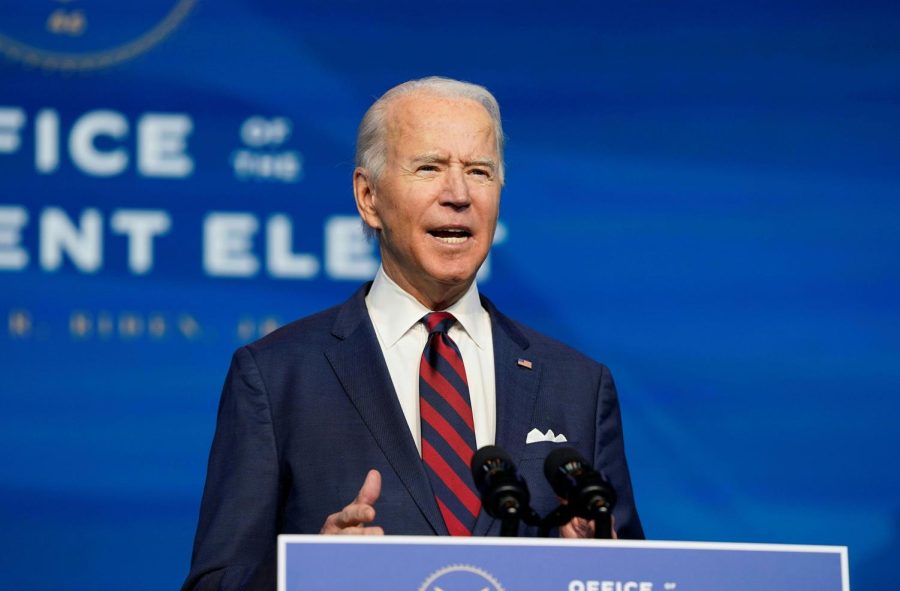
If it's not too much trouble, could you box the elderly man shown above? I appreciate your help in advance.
[183,77,643,590]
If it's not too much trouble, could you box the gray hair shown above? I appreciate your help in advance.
[355,76,506,186]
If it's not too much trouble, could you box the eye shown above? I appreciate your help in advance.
[469,167,492,178]
[416,164,439,174]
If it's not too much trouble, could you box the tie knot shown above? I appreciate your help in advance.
[422,311,456,335]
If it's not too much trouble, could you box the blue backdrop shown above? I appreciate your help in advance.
[1,2,898,589]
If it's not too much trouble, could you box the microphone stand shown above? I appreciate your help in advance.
[498,502,542,537]
[590,506,613,539]
[500,509,519,537]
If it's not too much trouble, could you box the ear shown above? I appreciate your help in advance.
[353,167,382,232]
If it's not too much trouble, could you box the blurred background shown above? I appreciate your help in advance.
[1,1,898,589]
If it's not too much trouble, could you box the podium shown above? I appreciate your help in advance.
[278,535,848,591]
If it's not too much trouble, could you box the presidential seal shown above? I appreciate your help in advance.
[0,0,196,72]
[418,564,505,591]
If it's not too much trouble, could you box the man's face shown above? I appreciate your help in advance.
[356,93,501,308]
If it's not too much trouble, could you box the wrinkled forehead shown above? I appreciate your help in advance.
[383,93,497,155]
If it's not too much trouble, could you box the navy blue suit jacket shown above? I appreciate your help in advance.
[183,284,643,590]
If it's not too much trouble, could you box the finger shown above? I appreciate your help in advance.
[320,504,376,533]
[335,525,385,536]
[354,469,382,506]
[320,470,383,534]
[560,516,595,539]
[320,510,357,534]
[333,503,376,528]
[319,513,341,535]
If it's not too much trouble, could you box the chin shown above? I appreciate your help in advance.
[429,264,480,288]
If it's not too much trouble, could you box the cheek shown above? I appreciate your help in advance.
[383,209,426,251]
[476,197,501,227]
[378,198,410,230]
[473,185,500,205]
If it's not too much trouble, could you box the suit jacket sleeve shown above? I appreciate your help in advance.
[596,364,644,539]
[182,347,281,591]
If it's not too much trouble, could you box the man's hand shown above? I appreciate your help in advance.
[319,469,385,535]
[560,515,618,539]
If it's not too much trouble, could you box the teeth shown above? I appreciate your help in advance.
[429,228,470,244]
[434,235,467,244]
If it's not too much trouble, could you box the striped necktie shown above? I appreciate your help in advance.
[419,311,481,535]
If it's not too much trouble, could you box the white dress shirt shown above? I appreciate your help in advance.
[365,266,496,454]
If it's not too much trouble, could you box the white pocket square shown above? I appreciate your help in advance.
[526,428,568,444]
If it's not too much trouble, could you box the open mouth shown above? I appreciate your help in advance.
[428,227,472,244]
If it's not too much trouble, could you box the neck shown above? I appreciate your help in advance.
[380,265,472,311]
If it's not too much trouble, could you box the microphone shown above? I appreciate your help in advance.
[543,447,617,538]
[470,445,537,536]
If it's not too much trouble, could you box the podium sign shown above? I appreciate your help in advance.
[278,535,848,591]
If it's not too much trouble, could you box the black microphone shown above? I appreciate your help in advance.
[470,445,537,536]
[543,447,617,538]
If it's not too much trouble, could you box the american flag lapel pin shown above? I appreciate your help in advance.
[517,358,533,370]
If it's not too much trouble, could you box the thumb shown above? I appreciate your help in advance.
[355,469,382,506]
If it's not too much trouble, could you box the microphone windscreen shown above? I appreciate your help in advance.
[471,445,513,489]
[543,447,589,497]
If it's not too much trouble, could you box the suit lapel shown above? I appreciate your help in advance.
[472,297,542,536]
[324,285,447,535]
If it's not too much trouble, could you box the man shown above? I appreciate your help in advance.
[183,77,642,590]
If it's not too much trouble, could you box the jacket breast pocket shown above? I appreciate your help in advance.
[520,440,580,461]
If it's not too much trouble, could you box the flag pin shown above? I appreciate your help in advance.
[517,358,533,369]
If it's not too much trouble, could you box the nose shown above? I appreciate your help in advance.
[439,166,471,208]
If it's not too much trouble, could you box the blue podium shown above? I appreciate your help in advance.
[278,535,848,591]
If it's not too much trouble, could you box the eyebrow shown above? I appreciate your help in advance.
[411,153,446,165]
[411,153,497,170]
[467,159,497,171]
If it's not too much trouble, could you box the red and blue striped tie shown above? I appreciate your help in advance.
[419,312,481,535]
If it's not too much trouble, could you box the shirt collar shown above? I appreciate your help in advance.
[366,265,488,349]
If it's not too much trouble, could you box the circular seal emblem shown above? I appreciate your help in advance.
[0,0,196,72]
[418,564,505,591]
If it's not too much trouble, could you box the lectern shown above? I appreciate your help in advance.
[278,535,848,591]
